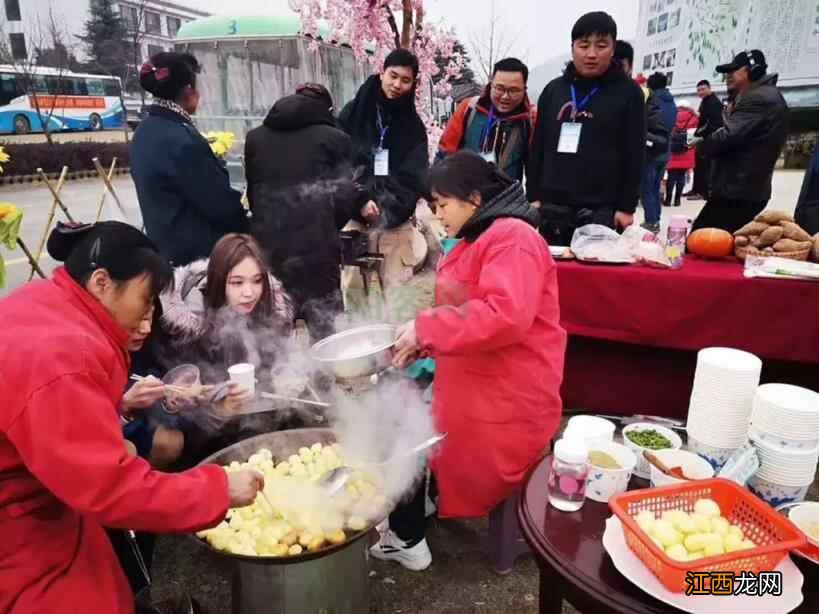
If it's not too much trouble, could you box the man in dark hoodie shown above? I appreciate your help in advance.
[641,72,676,233]
[245,84,369,339]
[691,50,789,233]
[528,12,646,246]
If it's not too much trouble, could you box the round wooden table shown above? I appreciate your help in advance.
[517,456,819,614]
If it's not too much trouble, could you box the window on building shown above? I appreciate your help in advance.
[9,32,27,60]
[147,44,165,58]
[121,5,139,30]
[145,11,161,35]
[4,0,22,22]
[167,16,182,38]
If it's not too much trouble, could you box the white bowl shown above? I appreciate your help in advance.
[648,449,715,487]
[686,435,740,471]
[585,441,637,503]
[747,474,810,508]
[622,423,683,479]
[749,426,819,451]
[564,415,616,446]
[788,502,819,548]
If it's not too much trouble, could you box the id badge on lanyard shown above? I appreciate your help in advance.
[374,148,390,176]
[557,85,598,155]
[557,123,582,154]
[481,151,497,164]
[374,107,390,176]
[481,108,499,165]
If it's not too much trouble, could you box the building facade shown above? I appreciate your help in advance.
[1,0,208,64]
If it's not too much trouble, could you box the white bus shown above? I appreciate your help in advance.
[0,65,125,134]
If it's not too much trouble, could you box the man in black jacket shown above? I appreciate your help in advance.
[528,12,646,246]
[691,50,789,233]
[688,79,724,200]
[338,49,429,230]
[245,84,369,339]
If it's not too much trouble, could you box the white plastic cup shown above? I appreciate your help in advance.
[228,363,256,396]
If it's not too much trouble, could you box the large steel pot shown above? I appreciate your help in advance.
[310,324,396,381]
[193,429,375,614]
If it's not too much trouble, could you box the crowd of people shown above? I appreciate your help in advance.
[0,8,808,611]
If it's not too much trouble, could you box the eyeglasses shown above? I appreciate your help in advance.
[491,84,525,98]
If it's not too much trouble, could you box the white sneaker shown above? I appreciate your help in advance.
[370,529,432,571]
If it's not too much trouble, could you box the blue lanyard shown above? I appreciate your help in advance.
[376,106,389,149]
[480,107,498,151]
[570,85,599,120]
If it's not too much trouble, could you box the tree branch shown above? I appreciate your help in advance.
[401,0,413,48]
[383,4,401,49]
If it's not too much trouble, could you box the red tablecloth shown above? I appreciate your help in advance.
[557,256,819,417]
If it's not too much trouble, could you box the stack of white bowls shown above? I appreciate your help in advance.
[685,347,762,470]
[747,384,819,506]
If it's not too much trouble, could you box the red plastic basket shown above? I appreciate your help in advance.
[608,478,807,593]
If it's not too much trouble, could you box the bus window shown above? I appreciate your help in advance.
[87,79,105,96]
[75,78,88,96]
[0,72,21,105]
[103,79,122,97]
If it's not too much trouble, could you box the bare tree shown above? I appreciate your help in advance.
[467,0,529,83]
[121,0,148,102]
[0,5,76,145]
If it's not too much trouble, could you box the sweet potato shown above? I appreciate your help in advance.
[773,238,813,252]
[755,210,793,224]
[734,221,768,236]
[756,225,784,247]
[734,235,750,247]
[781,221,812,242]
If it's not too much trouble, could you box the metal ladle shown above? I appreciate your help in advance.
[319,433,448,497]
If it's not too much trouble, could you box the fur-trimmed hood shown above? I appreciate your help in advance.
[160,258,294,343]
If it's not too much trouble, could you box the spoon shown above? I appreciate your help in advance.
[320,433,448,497]
[643,450,689,480]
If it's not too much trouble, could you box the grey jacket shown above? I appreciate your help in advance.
[703,74,789,202]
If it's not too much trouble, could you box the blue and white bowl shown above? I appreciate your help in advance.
[749,427,819,452]
[686,435,740,471]
[584,441,637,503]
[747,474,810,508]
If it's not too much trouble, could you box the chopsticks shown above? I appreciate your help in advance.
[260,392,330,409]
[129,374,190,395]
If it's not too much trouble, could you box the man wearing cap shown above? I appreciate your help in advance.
[691,50,789,233]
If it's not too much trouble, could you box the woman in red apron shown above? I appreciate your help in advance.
[372,151,567,570]
[0,222,263,613]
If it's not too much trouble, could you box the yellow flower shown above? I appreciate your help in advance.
[204,131,236,159]
[0,146,9,173]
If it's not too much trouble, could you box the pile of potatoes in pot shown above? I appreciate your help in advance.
[733,211,815,260]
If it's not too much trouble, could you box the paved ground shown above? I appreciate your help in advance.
[1,176,142,294]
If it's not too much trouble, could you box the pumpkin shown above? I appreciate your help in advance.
[687,228,734,258]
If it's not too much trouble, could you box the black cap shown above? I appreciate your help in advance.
[716,50,767,75]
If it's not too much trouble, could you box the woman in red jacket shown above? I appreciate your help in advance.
[372,151,567,570]
[665,103,699,207]
[0,221,263,613]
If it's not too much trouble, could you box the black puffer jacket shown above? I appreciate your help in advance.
[245,93,367,305]
[703,74,789,202]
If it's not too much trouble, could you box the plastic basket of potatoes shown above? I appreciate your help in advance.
[733,211,817,262]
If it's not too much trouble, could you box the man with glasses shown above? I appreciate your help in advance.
[437,57,534,181]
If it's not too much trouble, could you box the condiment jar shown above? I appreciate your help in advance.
[547,438,589,512]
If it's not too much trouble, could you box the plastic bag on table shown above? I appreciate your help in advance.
[570,224,632,262]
